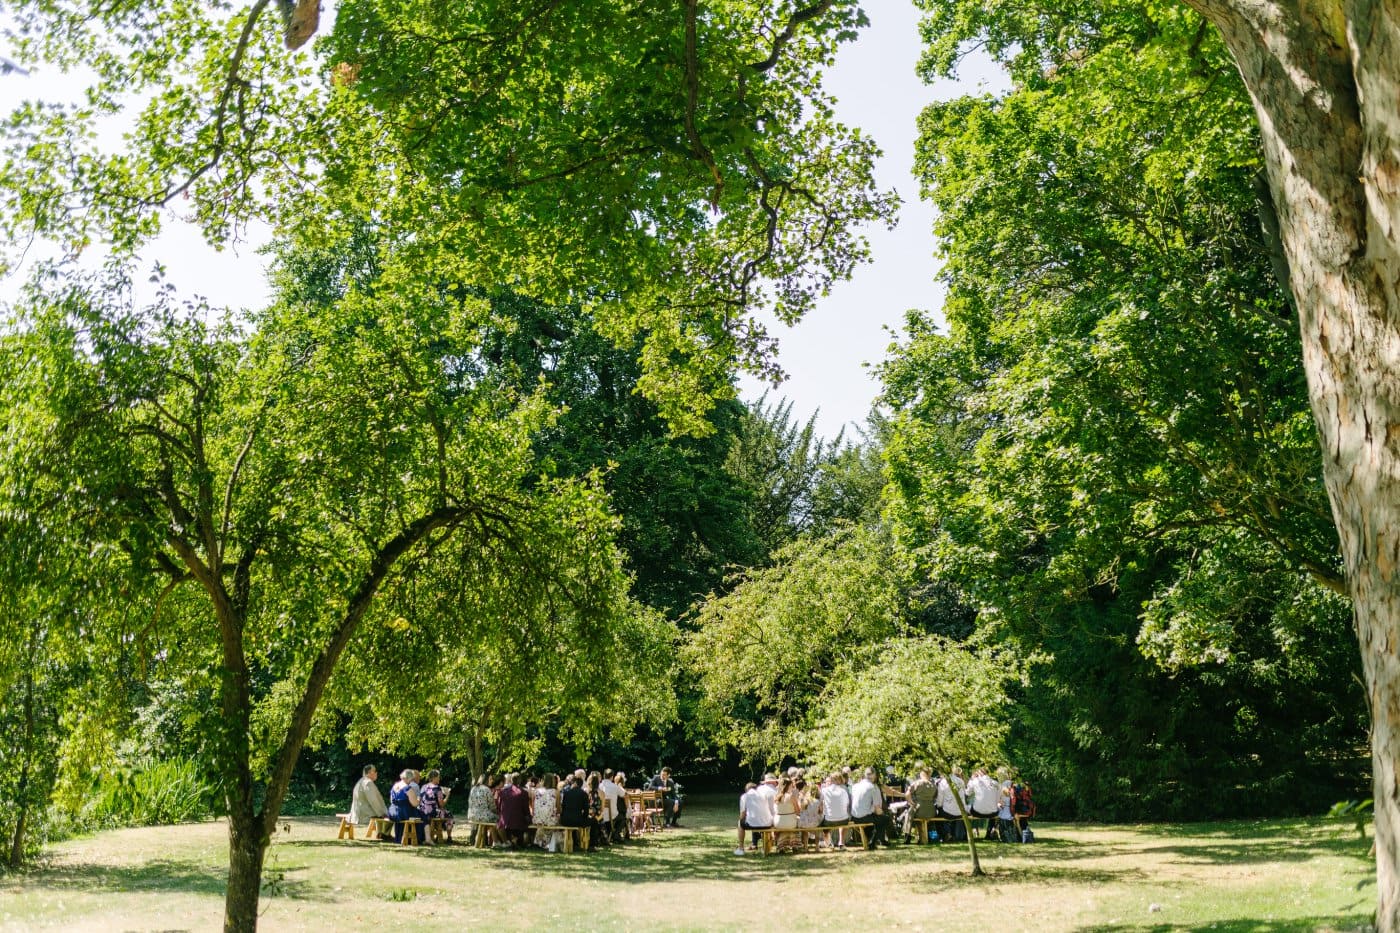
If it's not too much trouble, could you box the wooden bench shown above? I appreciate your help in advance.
[336,813,356,840]
[748,821,868,854]
[395,818,424,846]
[532,824,591,853]
[428,817,447,844]
[365,816,394,840]
[466,820,496,848]
[908,814,1013,843]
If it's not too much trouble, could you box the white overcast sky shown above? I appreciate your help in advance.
[1,3,1008,441]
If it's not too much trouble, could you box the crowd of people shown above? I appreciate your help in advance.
[346,762,682,851]
[735,764,1035,853]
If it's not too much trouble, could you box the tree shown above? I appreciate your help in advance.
[805,635,1027,876]
[916,0,1400,921]
[0,0,893,433]
[683,525,912,766]
[0,261,626,929]
[325,509,677,779]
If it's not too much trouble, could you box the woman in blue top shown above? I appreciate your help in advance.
[388,769,432,844]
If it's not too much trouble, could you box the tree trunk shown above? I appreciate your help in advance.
[949,784,984,876]
[1183,1,1400,927]
[224,808,268,933]
[7,662,35,869]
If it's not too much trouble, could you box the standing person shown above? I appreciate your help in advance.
[648,766,683,827]
[348,764,388,828]
[819,771,852,849]
[418,769,454,843]
[735,780,775,854]
[533,774,563,852]
[388,769,432,845]
[849,768,892,849]
[496,772,532,849]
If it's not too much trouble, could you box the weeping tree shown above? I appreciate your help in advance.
[326,491,678,779]
[805,635,1029,877]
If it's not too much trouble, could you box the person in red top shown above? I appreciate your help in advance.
[495,772,532,849]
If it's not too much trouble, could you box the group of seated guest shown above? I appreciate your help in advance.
[348,764,454,844]
[736,762,1033,853]
[459,766,680,851]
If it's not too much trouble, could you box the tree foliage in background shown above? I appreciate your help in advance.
[887,0,1366,818]
[0,0,893,433]
[917,0,1400,923]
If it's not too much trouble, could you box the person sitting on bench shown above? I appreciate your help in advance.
[967,768,1001,839]
[903,768,938,841]
[387,768,432,845]
[849,767,892,849]
[349,763,388,834]
[735,781,774,854]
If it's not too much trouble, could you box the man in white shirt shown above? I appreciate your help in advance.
[968,768,1001,838]
[935,769,968,841]
[600,769,626,840]
[735,780,776,853]
[349,763,388,827]
[848,768,892,848]
[820,771,852,848]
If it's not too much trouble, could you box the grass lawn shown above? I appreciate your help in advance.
[0,794,1376,932]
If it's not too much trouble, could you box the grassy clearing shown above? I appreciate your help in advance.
[0,795,1375,931]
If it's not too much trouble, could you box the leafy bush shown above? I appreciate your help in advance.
[82,759,221,829]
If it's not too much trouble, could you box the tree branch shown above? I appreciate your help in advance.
[748,1,835,73]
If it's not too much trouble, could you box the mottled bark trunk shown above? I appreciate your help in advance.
[949,786,985,876]
[224,806,268,933]
[1184,0,1400,927]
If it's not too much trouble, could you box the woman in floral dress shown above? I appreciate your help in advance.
[533,773,562,852]
[418,769,454,843]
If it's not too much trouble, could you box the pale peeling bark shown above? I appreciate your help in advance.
[1181,0,1400,926]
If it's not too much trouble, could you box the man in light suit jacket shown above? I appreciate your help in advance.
[349,763,388,826]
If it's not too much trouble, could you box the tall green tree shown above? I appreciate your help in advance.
[888,0,1364,816]
[683,525,913,766]
[0,260,626,928]
[917,0,1400,921]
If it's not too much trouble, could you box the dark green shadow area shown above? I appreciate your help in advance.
[17,857,331,903]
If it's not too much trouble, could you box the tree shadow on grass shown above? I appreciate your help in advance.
[1073,913,1371,932]
[1135,836,1372,867]
[897,863,1151,890]
[27,858,330,903]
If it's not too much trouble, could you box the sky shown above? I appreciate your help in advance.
[0,5,1009,441]
[736,5,1008,439]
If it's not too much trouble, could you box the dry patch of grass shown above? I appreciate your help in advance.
[0,797,1375,931]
